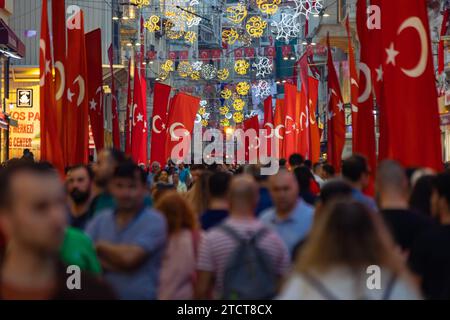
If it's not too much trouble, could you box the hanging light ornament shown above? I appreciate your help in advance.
[236,82,251,96]
[132,0,150,8]
[253,80,272,99]
[256,0,281,15]
[253,57,273,78]
[201,64,217,80]
[219,106,230,115]
[225,112,233,120]
[200,100,208,107]
[221,88,233,100]
[246,16,267,38]
[217,68,230,81]
[144,16,160,32]
[178,61,193,78]
[238,33,253,46]
[184,31,197,43]
[161,60,175,72]
[226,3,248,24]
[291,0,323,19]
[233,112,244,123]
[233,99,245,111]
[271,13,302,42]
[198,107,206,115]
[182,6,202,28]
[234,59,250,75]
[159,70,169,81]
[191,61,203,71]
[190,71,200,80]
[201,119,209,127]
[222,28,240,45]
[220,118,231,127]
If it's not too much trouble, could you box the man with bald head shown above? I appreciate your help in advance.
[196,175,290,299]
[260,169,314,257]
[376,160,432,252]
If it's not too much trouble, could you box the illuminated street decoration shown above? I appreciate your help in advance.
[132,0,150,8]
[221,88,233,99]
[220,106,230,115]
[198,107,206,115]
[257,0,281,15]
[158,70,170,81]
[184,31,197,43]
[253,57,273,78]
[246,16,267,38]
[234,59,250,75]
[239,33,253,46]
[220,118,230,127]
[217,68,230,81]
[291,0,323,19]
[200,100,208,107]
[201,64,217,80]
[178,61,193,78]
[144,16,160,32]
[253,80,272,99]
[271,13,302,42]
[190,71,200,80]
[233,99,245,111]
[201,119,209,127]
[191,61,203,71]
[226,3,248,24]
[182,6,202,28]
[236,82,250,95]
[161,60,175,72]
[233,112,244,123]
[222,28,240,45]
[225,112,233,120]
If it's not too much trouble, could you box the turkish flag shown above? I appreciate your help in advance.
[263,97,274,157]
[355,0,377,173]
[168,51,177,60]
[296,90,309,158]
[165,93,200,162]
[308,77,321,164]
[380,0,442,170]
[199,50,210,61]
[131,66,147,164]
[125,60,132,155]
[40,0,64,173]
[244,47,255,59]
[265,46,276,58]
[326,34,346,172]
[179,50,189,60]
[51,0,67,161]
[439,9,449,76]
[234,49,243,59]
[345,16,360,150]
[66,9,89,165]
[150,83,171,166]
[273,99,285,159]
[108,44,121,149]
[283,84,297,159]
[211,49,222,60]
[85,29,104,153]
[243,116,260,163]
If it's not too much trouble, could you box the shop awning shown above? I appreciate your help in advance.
[0,19,25,58]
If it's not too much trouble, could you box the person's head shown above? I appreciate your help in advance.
[431,172,450,223]
[178,162,185,170]
[297,200,402,274]
[268,169,299,215]
[342,154,370,189]
[228,174,259,215]
[376,160,409,207]
[208,171,231,201]
[93,148,126,187]
[293,166,313,193]
[190,164,205,185]
[304,160,312,170]
[279,158,287,168]
[409,175,435,217]
[314,179,354,223]
[321,163,335,180]
[289,153,304,169]
[172,172,180,185]
[66,164,93,205]
[109,161,147,213]
[0,162,67,255]
[158,170,169,183]
[313,162,323,176]
[151,161,161,174]
[154,191,197,235]
[152,182,176,203]
[23,148,30,156]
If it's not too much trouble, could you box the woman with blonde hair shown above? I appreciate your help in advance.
[184,170,211,216]
[278,200,422,300]
[155,191,201,300]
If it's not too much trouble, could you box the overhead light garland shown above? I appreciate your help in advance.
[177,61,193,77]
[220,118,231,127]
[217,68,230,81]
[246,16,267,38]
[253,80,272,99]
[221,88,233,100]
[222,28,240,45]
[233,112,244,124]
[219,106,230,115]
[233,99,246,111]
[257,0,281,15]
[226,3,248,24]
[234,59,250,75]
[236,82,250,96]
[201,64,217,80]
[144,16,160,32]
[271,12,302,42]
[161,60,175,72]
[253,57,273,78]
[291,0,323,19]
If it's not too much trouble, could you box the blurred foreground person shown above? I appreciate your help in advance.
[185,170,211,216]
[200,172,231,230]
[409,175,435,219]
[86,161,167,299]
[279,201,421,300]
[155,192,200,300]
[196,175,289,299]
[409,172,450,299]
[0,162,114,299]
[312,162,325,188]
[260,169,314,257]
[293,166,318,206]
[376,160,432,253]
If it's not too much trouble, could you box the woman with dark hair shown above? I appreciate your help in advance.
[279,201,421,300]
[293,166,317,206]
[409,175,435,219]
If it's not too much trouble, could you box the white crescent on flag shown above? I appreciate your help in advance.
[358,62,372,103]
[73,75,85,107]
[169,122,186,140]
[264,123,274,138]
[284,116,295,134]
[398,17,428,78]
[152,115,163,134]
[274,124,284,139]
[55,61,65,100]
[39,39,46,86]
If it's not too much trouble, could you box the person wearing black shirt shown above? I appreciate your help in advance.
[200,171,231,230]
[409,172,450,299]
[376,160,433,253]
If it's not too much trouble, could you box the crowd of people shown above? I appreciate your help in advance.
[0,149,449,300]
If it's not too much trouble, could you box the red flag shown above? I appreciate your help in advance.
[243,116,260,163]
[199,50,210,61]
[355,0,377,173]
[284,84,297,159]
[108,44,120,149]
[66,9,89,165]
[211,49,222,60]
[281,45,292,57]
[273,99,285,159]
[150,83,171,166]
[244,47,255,59]
[308,77,321,164]
[345,16,360,150]
[125,60,132,155]
[234,49,243,59]
[85,29,104,153]
[168,51,177,60]
[265,46,276,58]
[179,50,189,60]
[263,97,274,157]
[380,0,442,170]
[326,34,346,172]
[165,93,200,162]
[140,22,148,164]
[51,0,67,162]
[131,66,147,164]
[40,0,64,172]
[296,90,309,158]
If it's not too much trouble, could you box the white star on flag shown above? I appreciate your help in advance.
[67,88,75,102]
[89,99,97,110]
[337,101,344,112]
[376,65,384,82]
[327,110,335,120]
[45,60,51,75]
[386,42,400,66]
[136,113,144,122]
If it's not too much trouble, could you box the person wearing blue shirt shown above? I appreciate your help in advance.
[86,161,167,300]
[200,171,231,230]
[260,169,314,257]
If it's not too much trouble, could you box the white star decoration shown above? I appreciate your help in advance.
[45,60,51,75]
[89,99,97,110]
[253,80,272,99]
[386,42,399,66]
[291,0,323,19]
[337,101,344,112]
[376,65,384,82]
[253,57,273,78]
[271,13,302,42]
[137,113,144,122]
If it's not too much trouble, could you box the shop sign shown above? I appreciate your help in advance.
[17,89,33,108]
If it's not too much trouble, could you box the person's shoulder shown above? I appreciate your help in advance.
[88,208,114,225]
[142,207,166,224]
[259,207,276,222]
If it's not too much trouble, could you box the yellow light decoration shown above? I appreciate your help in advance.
[219,106,230,115]
[177,61,192,78]
[226,3,248,24]
[256,0,281,15]
[246,16,267,38]
[222,28,239,45]
[198,107,206,116]
[234,59,250,75]
[236,82,250,96]
[161,60,175,72]
[159,70,169,81]
[217,68,230,81]
[221,119,231,127]
[239,33,252,46]
[181,6,200,28]
[233,99,245,111]
[131,0,150,8]
[144,16,160,32]
[233,112,244,124]
[201,119,209,127]
[164,20,185,39]
[221,89,232,100]
[190,71,200,80]
[184,31,197,43]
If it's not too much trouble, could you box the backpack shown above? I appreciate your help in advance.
[220,224,278,300]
